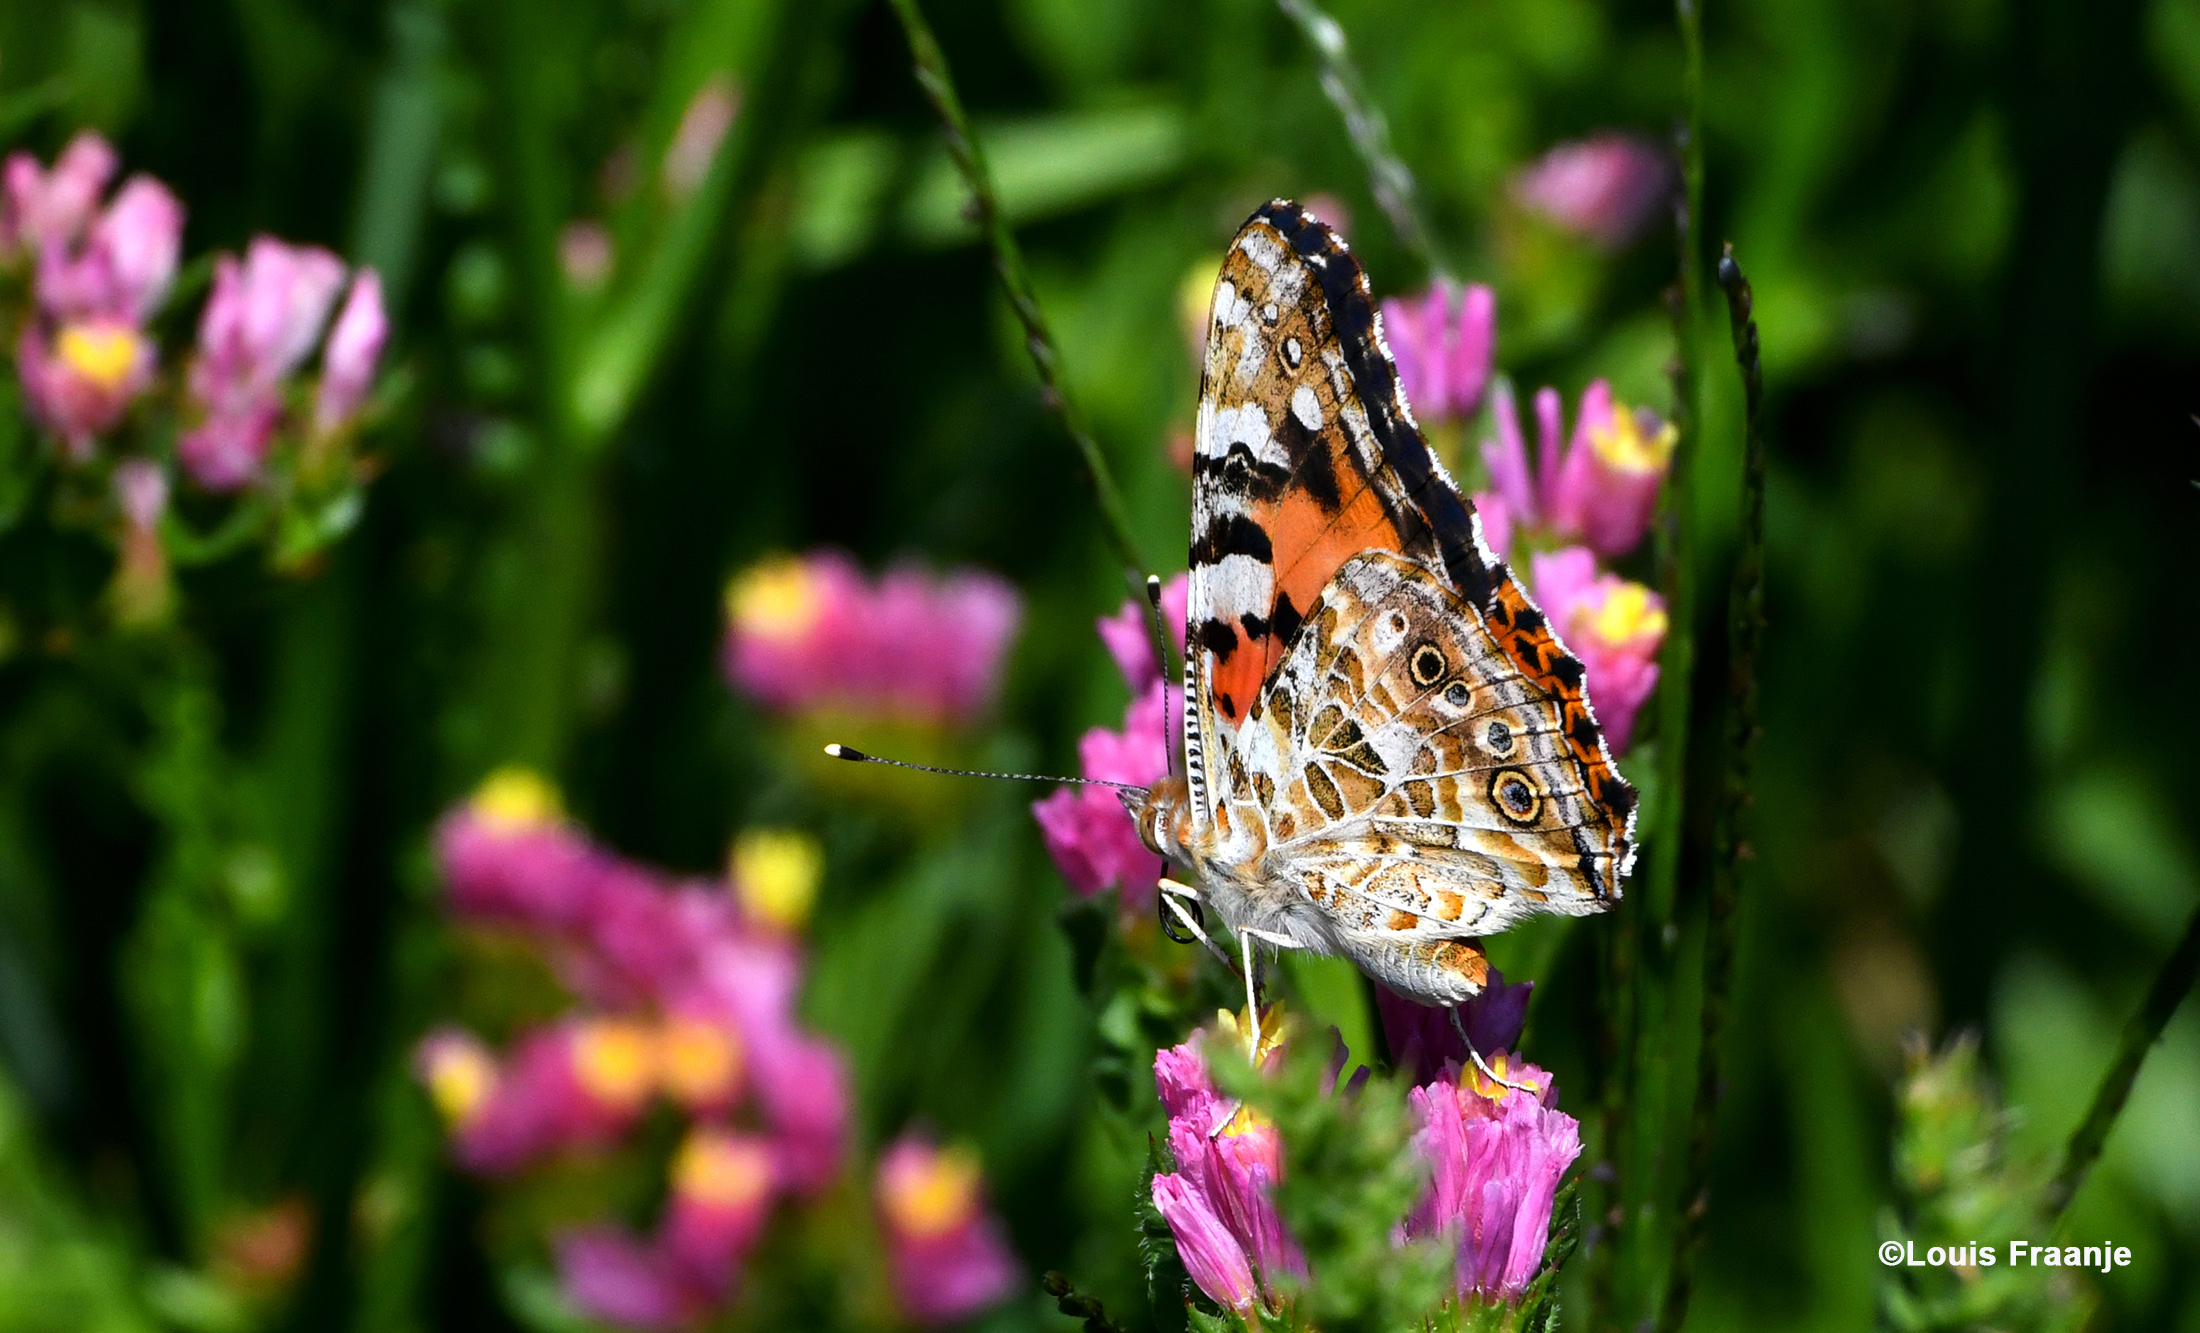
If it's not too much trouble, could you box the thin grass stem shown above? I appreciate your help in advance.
[1274,0,1449,279]
[884,0,1148,581]
[2046,904,2200,1218]
[1656,241,1767,1333]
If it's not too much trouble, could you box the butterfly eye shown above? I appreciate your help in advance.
[1484,720,1514,754]
[1444,682,1473,709]
[1489,769,1540,823]
[1409,643,1447,687]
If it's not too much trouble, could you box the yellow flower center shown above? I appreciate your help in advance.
[732,829,822,931]
[1586,581,1668,647]
[882,1145,982,1239]
[658,1016,743,1104]
[1588,401,1678,475]
[424,1043,497,1124]
[469,766,562,831]
[726,557,821,641]
[672,1130,774,1209]
[571,1020,657,1107]
[57,323,144,391]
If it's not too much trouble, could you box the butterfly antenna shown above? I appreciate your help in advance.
[823,744,1144,793]
[1143,574,1179,782]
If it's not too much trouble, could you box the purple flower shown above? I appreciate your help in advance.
[556,1231,699,1331]
[722,551,1022,726]
[1481,379,1675,560]
[1375,970,1535,1087]
[1031,681,1175,905]
[313,268,387,434]
[432,1018,655,1175]
[1512,133,1675,250]
[1150,1023,1305,1314]
[1529,548,1665,754]
[1380,281,1495,423]
[876,1137,1022,1326]
[1151,1174,1261,1314]
[181,237,347,491]
[1403,1064,1581,1303]
[1094,571,1189,693]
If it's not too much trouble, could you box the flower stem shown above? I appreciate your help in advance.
[2045,903,2200,1218]
[883,0,1148,581]
[1656,242,1767,1333]
[1274,0,1450,280]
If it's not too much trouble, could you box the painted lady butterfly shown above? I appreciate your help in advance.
[1130,200,1637,1008]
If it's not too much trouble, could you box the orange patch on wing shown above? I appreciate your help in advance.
[1209,625,1264,725]
[1265,482,1404,678]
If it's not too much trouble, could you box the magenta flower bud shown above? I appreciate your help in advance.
[313,268,386,434]
[876,1137,1022,1326]
[1530,548,1665,754]
[1032,681,1176,904]
[1094,571,1188,693]
[1375,969,1536,1087]
[1479,382,1537,524]
[1152,1172,1261,1314]
[1513,133,1675,250]
[1380,281,1496,424]
[3,133,118,256]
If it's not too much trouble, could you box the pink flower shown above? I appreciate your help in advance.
[437,1019,656,1175]
[7,139,183,456]
[35,177,186,324]
[1481,379,1675,559]
[1151,1174,1261,1314]
[313,268,386,434]
[1149,1027,1305,1314]
[722,551,1022,726]
[3,133,118,256]
[660,1128,778,1290]
[1512,133,1674,250]
[1403,1058,1581,1303]
[558,221,613,290]
[1380,281,1495,424]
[181,237,347,491]
[16,320,155,459]
[1375,969,1535,1087]
[556,1232,701,1331]
[1031,682,1174,904]
[1529,548,1665,754]
[1094,572,1188,693]
[876,1137,1022,1326]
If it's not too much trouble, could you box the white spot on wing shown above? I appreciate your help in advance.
[1291,384,1323,431]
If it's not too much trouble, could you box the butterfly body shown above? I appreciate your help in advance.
[1133,200,1638,1006]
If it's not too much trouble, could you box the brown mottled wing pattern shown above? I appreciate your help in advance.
[1188,197,1636,1003]
[1220,552,1629,1001]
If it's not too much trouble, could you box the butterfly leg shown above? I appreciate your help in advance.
[1445,1003,1537,1094]
[1157,878,1240,974]
[1232,928,1301,1059]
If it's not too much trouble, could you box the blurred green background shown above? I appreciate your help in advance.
[0,0,2196,1329]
